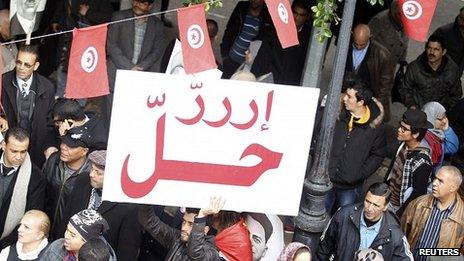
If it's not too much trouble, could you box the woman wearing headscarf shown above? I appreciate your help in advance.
[277,242,311,261]
[422,101,459,172]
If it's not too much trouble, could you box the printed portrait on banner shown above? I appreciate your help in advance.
[9,0,47,35]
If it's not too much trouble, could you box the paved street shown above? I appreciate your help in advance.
[160,0,464,180]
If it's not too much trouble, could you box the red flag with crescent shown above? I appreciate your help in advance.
[265,0,299,48]
[66,24,109,98]
[177,4,217,74]
[399,0,438,42]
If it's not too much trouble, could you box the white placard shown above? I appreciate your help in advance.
[103,70,319,216]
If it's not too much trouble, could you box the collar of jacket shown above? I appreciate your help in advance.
[420,194,464,225]
[340,97,384,128]
[7,72,47,97]
[419,52,449,74]
[349,203,396,247]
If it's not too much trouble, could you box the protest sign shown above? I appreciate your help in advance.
[103,70,319,216]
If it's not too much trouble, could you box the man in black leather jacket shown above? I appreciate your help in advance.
[138,198,223,260]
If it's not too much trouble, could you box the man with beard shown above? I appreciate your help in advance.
[138,198,223,260]
[399,34,462,110]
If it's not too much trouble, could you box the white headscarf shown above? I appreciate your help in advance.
[422,101,446,139]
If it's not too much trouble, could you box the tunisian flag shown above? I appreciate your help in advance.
[399,0,438,42]
[177,4,217,74]
[66,24,109,98]
[265,0,298,48]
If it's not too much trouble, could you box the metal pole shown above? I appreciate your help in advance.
[293,0,358,252]
[301,27,328,88]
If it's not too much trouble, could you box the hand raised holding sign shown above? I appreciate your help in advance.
[198,196,226,218]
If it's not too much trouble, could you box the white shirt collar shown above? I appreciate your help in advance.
[16,238,49,260]
[16,15,35,35]
[0,154,19,175]
[16,74,33,94]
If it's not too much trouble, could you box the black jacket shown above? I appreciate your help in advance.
[250,21,312,86]
[138,206,219,261]
[315,203,413,261]
[399,53,462,110]
[0,157,46,249]
[329,98,387,189]
[59,172,140,261]
[1,71,56,167]
[432,18,464,75]
[220,1,272,78]
[41,151,91,240]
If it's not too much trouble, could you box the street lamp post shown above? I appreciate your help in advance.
[293,0,358,252]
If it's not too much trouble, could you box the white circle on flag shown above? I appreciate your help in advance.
[277,3,289,24]
[81,46,98,73]
[187,24,205,49]
[402,0,423,20]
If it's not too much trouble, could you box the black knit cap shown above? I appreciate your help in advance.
[69,209,109,241]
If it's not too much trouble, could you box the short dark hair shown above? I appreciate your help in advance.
[4,127,30,144]
[367,182,391,204]
[426,34,447,51]
[185,207,200,215]
[53,98,86,121]
[343,74,373,103]
[78,238,111,261]
[185,208,213,227]
[411,127,427,141]
[18,44,40,61]
[206,19,218,38]
[291,0,310,13]
[135,0,155,4]
[214,211,243,232]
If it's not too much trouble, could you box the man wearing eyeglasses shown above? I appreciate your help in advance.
[0,44,56,168]
[385,109,433,216]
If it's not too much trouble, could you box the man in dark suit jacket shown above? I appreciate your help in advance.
[0,44,56,167]
[102,0,164,126]
[59,150,140,261]
[0,127,46,249]
[107,0,164,84]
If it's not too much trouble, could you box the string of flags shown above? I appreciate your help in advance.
[2,0,439,100]
[50,0,301,99]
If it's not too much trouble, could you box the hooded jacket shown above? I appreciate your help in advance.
[386,140,432,216]
[329,98,387,189]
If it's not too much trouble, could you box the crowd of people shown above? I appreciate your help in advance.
[0,0,462,260]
